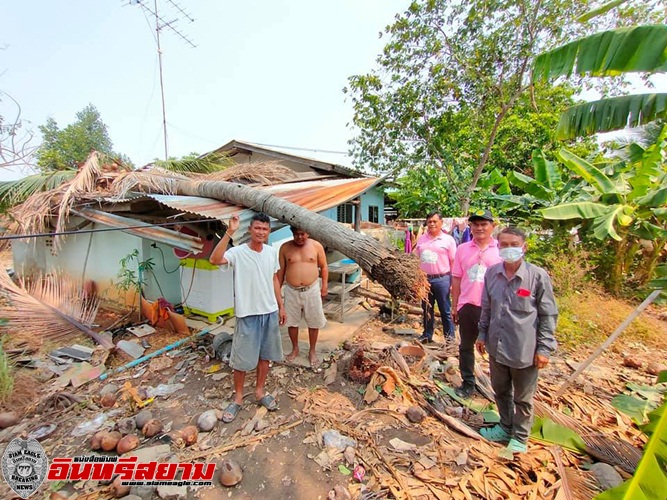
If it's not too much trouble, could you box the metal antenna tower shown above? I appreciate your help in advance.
[125,0,196,160]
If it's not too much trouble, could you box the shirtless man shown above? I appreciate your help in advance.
[278,227,329,371]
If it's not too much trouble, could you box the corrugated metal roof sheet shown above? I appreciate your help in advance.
[72,208,204,253]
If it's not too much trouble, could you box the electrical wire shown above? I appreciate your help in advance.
[154,245,181,274]
[0,217,222,242]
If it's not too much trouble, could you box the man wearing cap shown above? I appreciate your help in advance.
[451,209,502,398]
[413,211,456,343]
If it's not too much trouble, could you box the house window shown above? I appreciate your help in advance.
[337,203,354,223]
[368,206,379,224]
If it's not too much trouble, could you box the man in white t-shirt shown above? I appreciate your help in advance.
[210,212,287,423]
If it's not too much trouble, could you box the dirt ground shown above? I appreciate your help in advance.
[0,280,666,499]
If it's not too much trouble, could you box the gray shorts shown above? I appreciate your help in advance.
[229,311,283,372]
[284,282,327,329]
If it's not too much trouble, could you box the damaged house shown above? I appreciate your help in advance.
[4,143,385,322]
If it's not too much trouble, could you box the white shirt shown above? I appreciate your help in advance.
[224,244,280,318]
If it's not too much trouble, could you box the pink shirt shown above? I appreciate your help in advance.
[452,238,502,310]
[413,232,456,275]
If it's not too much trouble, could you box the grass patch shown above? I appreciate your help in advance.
[0,339,13,402]
[556,288,667,352]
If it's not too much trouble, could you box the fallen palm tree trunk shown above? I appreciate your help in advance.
[134,178,428,302]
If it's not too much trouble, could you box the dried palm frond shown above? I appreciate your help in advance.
[580,432,642,474]
[194,161,298,185]
[551,446,600,500]
[53,152,105,247]
[535,400,641,474]
[0,268,106,348]
[5,186,66,239]
[108,168,189,199]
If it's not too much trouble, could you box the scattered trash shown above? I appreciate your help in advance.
[117,340,145,359]
[146,383,184,398]
[322,429,357,451]
[389,437,417,452]
[70,362,106,388]
[27,423,57,441]
[71,410,120,436]
[353,465,366,482]
[50,344,94,362]
[212,332,233,363]
[127,324,156,338]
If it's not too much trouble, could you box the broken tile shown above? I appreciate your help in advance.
[50,345,93,361]
[117,340,145,359]
[70,362,107,388]
[127,324,156,337]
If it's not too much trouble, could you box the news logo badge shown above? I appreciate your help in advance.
[2,438,48,498]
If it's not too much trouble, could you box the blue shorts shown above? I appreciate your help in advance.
[229,311,283,372]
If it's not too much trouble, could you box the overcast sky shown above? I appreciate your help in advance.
[1,0,409,179]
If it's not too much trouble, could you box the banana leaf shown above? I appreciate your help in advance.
[532,25,667,81]
[595,401,667,499]
[556,93,667,140]
[591,204,624,241]
[531,417,586,453]
[542,201,610,220]
[557,148,616,193]
[658,371,667,384]
[611,394,654,425]
[532,149,561,190]
[636,187,667,208]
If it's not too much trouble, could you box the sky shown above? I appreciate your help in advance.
[0,0,410,180]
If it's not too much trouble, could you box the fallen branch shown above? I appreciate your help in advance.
[180,418,304,461]
[356,288,437,317]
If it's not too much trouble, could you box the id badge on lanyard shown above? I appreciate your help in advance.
[467,263,486,282]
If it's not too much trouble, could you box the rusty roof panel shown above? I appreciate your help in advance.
[73,208,204,253]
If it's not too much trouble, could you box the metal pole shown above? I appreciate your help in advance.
[155,0,169,160]
[554,289,662,400]
[99,328,211,380]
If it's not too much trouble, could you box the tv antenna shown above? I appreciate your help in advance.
[125,0,196,160]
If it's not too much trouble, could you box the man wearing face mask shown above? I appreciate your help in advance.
[476,227,558,454]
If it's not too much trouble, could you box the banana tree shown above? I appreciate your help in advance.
[479,150,583,223]
[542,126,667,294]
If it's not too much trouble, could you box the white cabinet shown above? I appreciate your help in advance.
[180,258,234,321]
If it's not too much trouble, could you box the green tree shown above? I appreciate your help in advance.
[346,0,661,213]
[36,104,119,171]
[0,105,129,209]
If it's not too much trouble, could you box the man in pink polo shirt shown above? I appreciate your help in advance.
[451,209,501,397]
[413,211,457,343]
